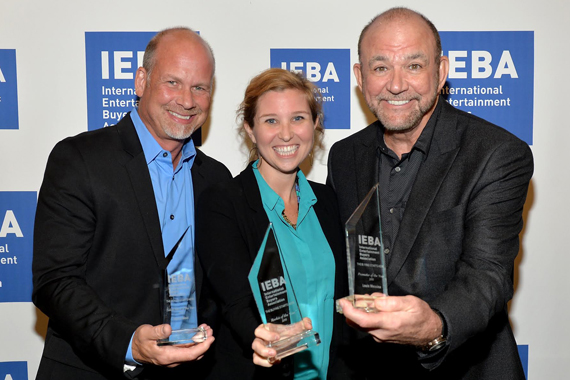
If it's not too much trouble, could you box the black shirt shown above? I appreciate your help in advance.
[376,101,442,263]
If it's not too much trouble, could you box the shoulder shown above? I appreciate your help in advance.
[439,101,532,161]
[444,101,526,145]
[197,166,251,204]
[330,121,379,152]
[308,180,336,203]
[50,116,135,160]
[194,148,232,181]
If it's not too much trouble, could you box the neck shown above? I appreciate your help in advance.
[384,126,423,159]
[257,161,297,203]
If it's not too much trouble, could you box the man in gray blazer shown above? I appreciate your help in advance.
[32,28,230,379]
[330,7,533,379]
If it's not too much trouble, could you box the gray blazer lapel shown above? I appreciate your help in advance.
[387,102,460,285]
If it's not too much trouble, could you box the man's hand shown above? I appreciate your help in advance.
[252,318,312,367]
[132,323,214,368]
[338,294,442,346]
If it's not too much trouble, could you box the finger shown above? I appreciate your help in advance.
[302,317,313,331]
[152,324,172,340]
[252,338,276,357]
[255,324,280,342]
[253,353,274,367]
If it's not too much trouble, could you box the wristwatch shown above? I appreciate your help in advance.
[421,334,447,352]
[420,309,448,352]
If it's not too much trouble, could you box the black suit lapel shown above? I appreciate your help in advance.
[116,117,167,272]
[239,164,272,261]
[354,124,380,216]
[387,102,461,285]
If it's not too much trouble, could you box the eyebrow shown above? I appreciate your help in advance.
[368,52,428,65]
[257,110,311,118]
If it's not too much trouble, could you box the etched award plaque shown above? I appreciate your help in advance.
[248,224,320,363]
[339,183,387,313]
[157,230,207,346]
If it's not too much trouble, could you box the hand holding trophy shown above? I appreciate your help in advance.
[248,224,321,362]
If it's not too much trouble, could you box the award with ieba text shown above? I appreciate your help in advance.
[158,228,207,346]
[339,183,388,313]
[248,224,320,362]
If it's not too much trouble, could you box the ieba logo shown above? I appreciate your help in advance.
[0,49,19,130]
[440,31,534,145]
[0,192,35,303]
[271,49,350,129]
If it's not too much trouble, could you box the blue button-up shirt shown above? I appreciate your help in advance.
[125,108,197,364]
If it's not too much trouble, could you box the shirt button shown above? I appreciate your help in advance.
[389,208,394,214]
[170,214,175,220]
[163,152,168,158]
[384,248,390,254]
[395,167,401,173]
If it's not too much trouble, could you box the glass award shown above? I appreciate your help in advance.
[248,224,321,363]
[157,229,207,346]
[338,183,387,313]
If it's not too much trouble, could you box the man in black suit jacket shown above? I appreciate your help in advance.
[32,28,230,380]
[330,8,533,379]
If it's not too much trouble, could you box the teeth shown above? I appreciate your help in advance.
[169,111,191,120]
[387,100,409,105]
[274,145,299,155]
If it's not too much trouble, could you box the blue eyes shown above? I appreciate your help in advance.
[264,116,305,124]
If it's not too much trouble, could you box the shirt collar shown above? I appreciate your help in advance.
[252,160,317,212]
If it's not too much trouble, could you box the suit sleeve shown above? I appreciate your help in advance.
[195,184,262,352]
[32,139,137,371]
[430,138,533,360]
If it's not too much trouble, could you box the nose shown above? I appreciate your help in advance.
[279,121,293,142]
[178,87,195,109]
[386,68,407,95]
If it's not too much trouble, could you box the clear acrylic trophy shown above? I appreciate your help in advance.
[157,229,207,346]
[248,224,321,363]
[338,183,388,313]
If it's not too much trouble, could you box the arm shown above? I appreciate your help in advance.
[430,139,533,353]
[32,139,138,370]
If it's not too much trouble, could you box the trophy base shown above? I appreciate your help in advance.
[157,326,207,346]
[267,329,321,364]
[336,295,380,314]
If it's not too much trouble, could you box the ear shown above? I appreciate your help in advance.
[437,56,449,91]
[313,116,320,130]
[244,122,256,144]
[135,67,148,98]
[353,63,364,92]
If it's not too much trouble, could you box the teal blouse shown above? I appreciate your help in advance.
[252,161,335,380]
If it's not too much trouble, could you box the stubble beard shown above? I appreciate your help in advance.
[164,124,196,140]
[371,90,438,133]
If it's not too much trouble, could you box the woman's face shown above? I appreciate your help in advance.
[245,88,317,181]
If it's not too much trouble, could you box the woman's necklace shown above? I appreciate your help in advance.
[282,180,300,229]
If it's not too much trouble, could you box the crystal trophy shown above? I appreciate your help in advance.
[157,229,207,346]
[338,183,387,313]
[248,224,321,363]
